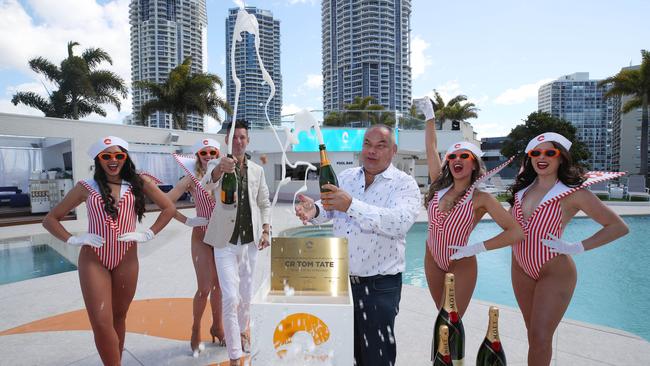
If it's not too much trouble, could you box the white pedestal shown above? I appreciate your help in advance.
[250,279,354,365]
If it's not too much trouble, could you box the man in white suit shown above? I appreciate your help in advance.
[204,120,271,365]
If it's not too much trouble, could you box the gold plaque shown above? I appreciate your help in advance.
[271,237,348,296]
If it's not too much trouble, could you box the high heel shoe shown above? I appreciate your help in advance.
[190,328,205,358]
[240,331,251,353]
[210,325,227,347]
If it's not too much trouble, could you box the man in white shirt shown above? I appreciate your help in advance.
[296,125,421,366]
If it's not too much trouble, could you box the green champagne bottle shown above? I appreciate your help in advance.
[432,273,465,365]
[476,306,507,366]
[221,154,237,204]
[433,325,454,366]
[318,144,338,192]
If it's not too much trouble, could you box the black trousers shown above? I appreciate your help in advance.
[351,273,402,366]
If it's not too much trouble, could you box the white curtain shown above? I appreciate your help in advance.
[129,152,183,185]
[0,148,43,192]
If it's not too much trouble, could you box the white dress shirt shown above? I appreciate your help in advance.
[311,164,421,276]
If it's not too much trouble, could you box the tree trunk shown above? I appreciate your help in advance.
[641,93,649,185]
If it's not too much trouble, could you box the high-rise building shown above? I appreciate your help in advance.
[225,7,282,130]
[322,0,411,115]
[538,72,614,170]
[611,65,649,177]
[130,0,208,131]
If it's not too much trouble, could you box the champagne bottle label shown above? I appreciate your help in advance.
[319,144,338,192]
[433,273,465,364]
[476,306,506,365]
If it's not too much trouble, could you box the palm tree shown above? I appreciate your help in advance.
[430,90,479,129]
[600,49,650,181]
[133,57,231,130]
[12,41,127,119]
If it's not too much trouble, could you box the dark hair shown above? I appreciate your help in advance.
[93,147,146,222]
[424,153,486,207]
[508,142,585,205]
[226,119,249,134]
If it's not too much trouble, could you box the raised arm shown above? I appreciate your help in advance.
[415,97,442,181]
[425,117,442,182]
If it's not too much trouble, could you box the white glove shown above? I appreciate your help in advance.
[118,229,155,243]
[414,97,435,121]
[185,216,209,227]
[449,241,486,260]
[542,234,584,255]
[66,233,104,248]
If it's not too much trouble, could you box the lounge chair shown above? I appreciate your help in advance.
[489,175,508,195]
[626,175,650,201]
[589,181,610,199]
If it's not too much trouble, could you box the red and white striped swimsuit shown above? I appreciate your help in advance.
[80,179,136,270]
[427,186,476,271]
[189,178,215,233]
[512,181,578,280]
[172,154,216,233]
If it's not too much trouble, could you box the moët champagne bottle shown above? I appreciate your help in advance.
[476,306,506,366]
[432,273,465,365]
[433,325,453,366]
[221,154,237,204]
[318,144,338,192]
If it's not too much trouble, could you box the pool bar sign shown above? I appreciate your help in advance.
[271,237,349,296]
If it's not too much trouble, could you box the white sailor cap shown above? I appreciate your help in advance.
[525,132,572,153]
[192,138,221,154]
[88,136,129,159]
[445,141,484,160]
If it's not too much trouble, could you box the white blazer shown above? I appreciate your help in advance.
[203,158,271,248]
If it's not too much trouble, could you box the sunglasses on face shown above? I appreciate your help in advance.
[447,152,474,161]
[199,149,219,157]
[99,152,128,161]
[528,148,560,158]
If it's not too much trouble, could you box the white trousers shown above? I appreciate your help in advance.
[214,241,258,360]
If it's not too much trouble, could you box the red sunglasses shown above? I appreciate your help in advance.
[447,152,474,161]
[199,149,219,157]
[99,152,128,161]
[528,149,560,158]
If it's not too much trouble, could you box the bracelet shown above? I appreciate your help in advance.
[314,204,320,218]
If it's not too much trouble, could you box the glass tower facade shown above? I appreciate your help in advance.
[538,72,614,170]
[225,7,282,130]
[130,0,208,131]
[322,0,412,115]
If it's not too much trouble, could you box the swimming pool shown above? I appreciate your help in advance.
[283,216,650,341]
[0,235,77,285]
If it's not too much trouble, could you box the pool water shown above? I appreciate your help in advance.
[0,243,77,285]
[285,216,650,341]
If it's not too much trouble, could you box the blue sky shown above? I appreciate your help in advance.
[0,0,648,137]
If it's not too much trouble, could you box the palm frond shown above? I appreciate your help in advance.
[622,97,643,114]
[28,57,61,83]
[82,48,113,68]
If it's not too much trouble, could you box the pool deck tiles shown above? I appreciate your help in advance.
[1,203,649,365]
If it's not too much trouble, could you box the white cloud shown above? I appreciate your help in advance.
[304,74,322,89]
[426,80,461,102]
[282,103,303,116]
[410,35,432,80]
[0,0,132,122]
[494,78,554,105]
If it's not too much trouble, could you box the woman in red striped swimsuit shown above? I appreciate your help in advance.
[43,136,175,366]
[416,97,524,317]
[167,138,226,355]
[509,132,629,366]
